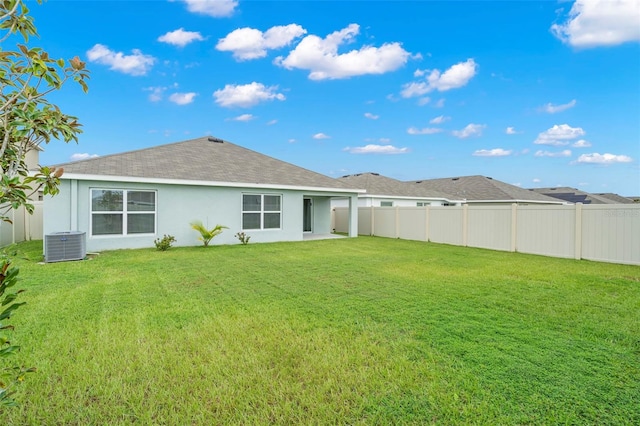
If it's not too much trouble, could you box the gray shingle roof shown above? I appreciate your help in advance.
[529,187,624,204]
[593,193,635,204]
[407,175,562,203]
[53,136,354,190]
[339,173,455,199]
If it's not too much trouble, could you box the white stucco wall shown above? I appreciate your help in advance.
[44,179,340,253]
[308,196,332,234]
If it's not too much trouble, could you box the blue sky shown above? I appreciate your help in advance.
[29,0,640,195]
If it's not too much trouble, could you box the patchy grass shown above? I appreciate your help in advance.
[3,237,639,424]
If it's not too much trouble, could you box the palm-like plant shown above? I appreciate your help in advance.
[190,221,228,247]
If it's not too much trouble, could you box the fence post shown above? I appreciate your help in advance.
[511,203,517,252]
[462,204,469,247]
[395,206,400,238]
[574,203,583,260]
[370,206,375,236]
[425,206,430,242]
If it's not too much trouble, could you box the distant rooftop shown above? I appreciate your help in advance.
[407,175,563,203]
[339,172,457,200]
[528,187,630,204]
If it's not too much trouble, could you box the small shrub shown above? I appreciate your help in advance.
[235,232,251,245]
[154,235,176,251]
[190,221,228,247]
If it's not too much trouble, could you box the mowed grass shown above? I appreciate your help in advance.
[3,237,639,424]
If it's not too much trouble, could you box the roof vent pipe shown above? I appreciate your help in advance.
[208,137,224,143]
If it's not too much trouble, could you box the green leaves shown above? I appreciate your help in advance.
[0,255,31,410]
[190,221,229,247]
[0,0,82,409]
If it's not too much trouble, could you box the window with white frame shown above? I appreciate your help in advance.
[242,194,281,230]
[91,189,156,236]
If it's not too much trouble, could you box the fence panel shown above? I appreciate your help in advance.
[398,208,427,241]
[333,207,349,233]
[0,202,43,248]
[467,205,512,251]
[0,208,14,247]
[373,207,396,238]
[581,205,640,265]
[358,208,372,235]
[516,205,577,259]
[429,206,464,245]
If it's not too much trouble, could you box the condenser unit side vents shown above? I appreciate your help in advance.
[45,231,86,263]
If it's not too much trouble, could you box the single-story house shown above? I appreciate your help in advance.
[333,172,463,207]
[43,136,363,253]
[407,175,565,205]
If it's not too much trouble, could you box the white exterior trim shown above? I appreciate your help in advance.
[61,173,365,195]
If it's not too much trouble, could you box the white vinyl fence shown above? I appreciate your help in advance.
[333,204,640,265]
[0,202,43,248]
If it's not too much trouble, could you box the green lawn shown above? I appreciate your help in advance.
[3,237,639,424]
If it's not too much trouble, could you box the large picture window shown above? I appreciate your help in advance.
[242,194,281,230]
[91,189,156,236]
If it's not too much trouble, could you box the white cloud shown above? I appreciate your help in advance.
[401,59,477,98]
[401,82,430,98]
[452,123,485,139]
[288,138,296,143]
[534,149,572,157]
[216,25,306,60]
[343,144,409,154]
[541,99,577,114]
[181,0,238,17]
[534,124,585,146]
[473,148,512,157]
[229,113,255,122]
[266,119,277,125]
[168,92,197,105]
[313,133,331,140]
[364,112,379,120]
[572,139,592,148]
[275,23,411,80]
[145,86,166,102]
[434,99,446,108]
[533,178,541,183]
[428,58,478,91]
[71,153,99,161]
[576,153,633,164]
[87,44,155,76]
[213,82,285,108]
[417,97,431,106]
[551,0,640,48]
[505,126,520,135]
[407,127,443,135]
[158,28,204,47]
[378,138,391,143]
[429,115,450,124]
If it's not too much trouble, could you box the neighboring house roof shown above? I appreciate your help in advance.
[593,193,635,204]
[406,175,563,203]
[53,136,358,192]
[529,187,620,204]
[338,172,457,200]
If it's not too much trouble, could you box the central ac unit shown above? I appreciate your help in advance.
[45,231,86,263]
